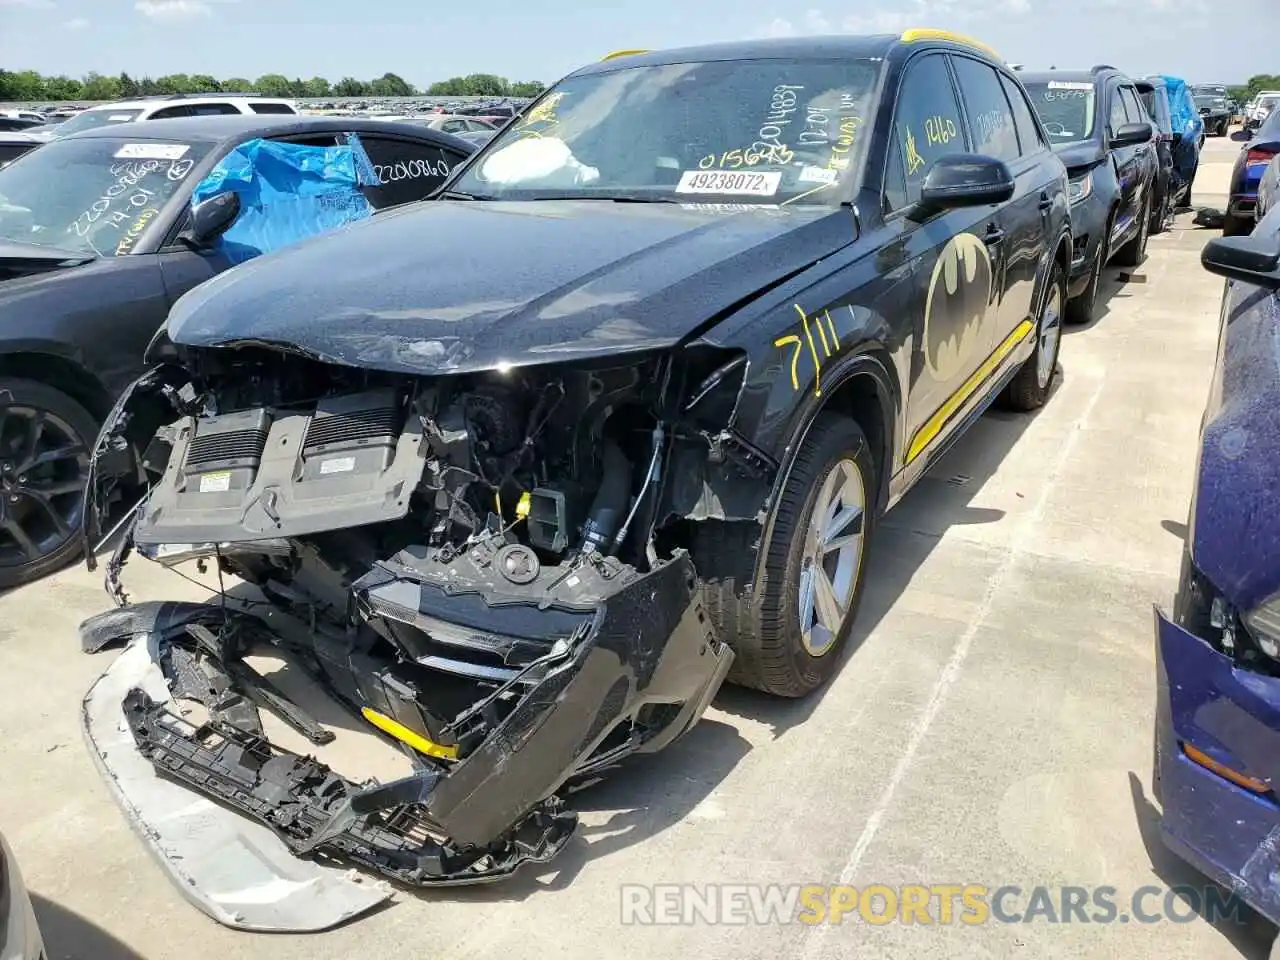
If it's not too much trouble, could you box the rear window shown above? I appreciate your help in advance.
[251,103,298,115]
[52,108,143,136]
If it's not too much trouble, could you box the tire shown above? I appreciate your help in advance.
[1148,182,1169,235]
[696,414,876,697]
[1112,197,1150,268]
[1006,260,1065,412]
[1065,215,1111,325]
[1223,213,1253,237]
[0,378,98,590]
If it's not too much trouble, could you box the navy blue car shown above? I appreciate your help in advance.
[1021,67,1159,323]
[1225,105,1280,235]
[1156,202,1280,944]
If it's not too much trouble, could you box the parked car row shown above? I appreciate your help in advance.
[1,30,1276,952]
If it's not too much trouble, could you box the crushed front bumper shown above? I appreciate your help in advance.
[1155,606,1280,926]
[82,554,732,931]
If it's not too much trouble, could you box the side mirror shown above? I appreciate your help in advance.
[1111,122,1154,148]
[180,192,241,249]
[1202,235,1280,289]
[910,154,1015,220]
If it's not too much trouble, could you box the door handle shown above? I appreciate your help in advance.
[983,224,1006,246]
[1038,192,1053,211]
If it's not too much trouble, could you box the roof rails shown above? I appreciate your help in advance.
[131,92,266,101]
[900,28,1002,62]
[601,49,650,61]
[1091,64,1117,74]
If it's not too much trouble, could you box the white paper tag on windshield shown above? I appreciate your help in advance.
[108,114,135,121]
[114,143,190,160]
[799,166,838,185]
[1047,81,1093,91]
[675,170,782,196]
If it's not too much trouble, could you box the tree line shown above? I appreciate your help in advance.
[1226,74,1280,103]
[0,69,546,102]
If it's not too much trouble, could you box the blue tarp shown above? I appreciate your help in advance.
[1160,75,1204,142]
[191,136,378,264]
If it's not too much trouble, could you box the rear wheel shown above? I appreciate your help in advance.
[1223,212,1253,237]
[697,414,876,697]
[0,378,97,590]
[1112,197,1150,268]
[1007,260,1065,412]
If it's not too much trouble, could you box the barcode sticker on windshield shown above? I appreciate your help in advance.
[1047,81,1093,91]
[676,170,782,196]
[114,143,190,160]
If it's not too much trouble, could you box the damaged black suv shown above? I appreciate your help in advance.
[82,33,1070,924]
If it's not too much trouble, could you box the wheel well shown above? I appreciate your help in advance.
[0,353,112,425]
[1055,234,1070,275]
[819,372,889,509]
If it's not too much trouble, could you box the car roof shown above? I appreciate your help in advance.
[79,96,291,111]
[570,35,906,77]
[58,114,474,149]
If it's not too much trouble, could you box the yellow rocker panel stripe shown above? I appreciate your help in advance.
[906,318,1035,465]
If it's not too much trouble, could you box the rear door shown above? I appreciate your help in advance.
[951,55,1050,351]
[883,53,1004,466]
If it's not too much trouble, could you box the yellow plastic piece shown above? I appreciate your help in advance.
[515,491,532,520]
[601,49,651,61]
[361,707,459,760]
[900,28,1002,62]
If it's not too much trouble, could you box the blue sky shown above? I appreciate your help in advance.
[1,0,1275,87]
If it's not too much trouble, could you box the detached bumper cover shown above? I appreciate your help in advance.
[82,555,731,930]
[1155,606,1280,926]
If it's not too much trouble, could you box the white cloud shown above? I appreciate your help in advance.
[65,16,90,27]
[136,0,212,20]
[759,0,1032,38]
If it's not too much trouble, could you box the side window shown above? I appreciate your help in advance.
[358,135,465,208]
[251,103,297,115]
[1108,86,1128,134]
[884,135,908,212]
[1000,74,1045,154]
[1120,87,1146,124]
[148,105,192,119]
[439,119,466,133]
[187,103,241,116]
[951,56,1020,162]
[886,54,967,210]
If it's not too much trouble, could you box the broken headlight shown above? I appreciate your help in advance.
[1244,594,1280,660]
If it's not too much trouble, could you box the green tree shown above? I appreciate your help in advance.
[137,76,160,96]
[333,76,368,97]
[118,72,140,98]
[81,71,122,101]
[188,74,221,93]
[221,77,254,93]
[460,73,507,96]
[154,73,193,94]
[42,75,83,100]
[509,80,545,97]
[253,73,294,97]
[370,71,413,96]
[425,77,466,96]
[0,70,47,101]
[303,76,332,97]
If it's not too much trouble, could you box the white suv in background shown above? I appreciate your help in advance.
[33,94,298,140]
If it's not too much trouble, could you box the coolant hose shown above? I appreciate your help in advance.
[581,441,630,554]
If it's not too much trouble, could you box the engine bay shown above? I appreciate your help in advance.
[80,343,766,899]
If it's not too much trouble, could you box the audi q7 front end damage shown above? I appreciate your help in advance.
[80,339,750,930]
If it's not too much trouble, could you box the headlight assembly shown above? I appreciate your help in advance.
[1068,171,1093,205]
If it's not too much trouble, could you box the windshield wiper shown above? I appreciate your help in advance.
[439,190,496,201]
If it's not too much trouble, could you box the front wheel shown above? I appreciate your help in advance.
[1006,260,1065,412]
[0,378,98,590]
[698,414,876,697]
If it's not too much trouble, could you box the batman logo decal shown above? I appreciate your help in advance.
[923,233,993,383]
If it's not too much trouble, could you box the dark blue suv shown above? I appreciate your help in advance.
[1022,66,1159,323]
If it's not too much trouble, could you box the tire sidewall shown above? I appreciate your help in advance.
[1035,263,1066,394]
[770,421,877,692]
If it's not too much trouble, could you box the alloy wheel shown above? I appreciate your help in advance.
[797,458,866,657]
[0,405,90,570]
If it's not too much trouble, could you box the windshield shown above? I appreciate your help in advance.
[53,108,144,136]
[0,136,210,256]
[1023,81,1097,143]
[451,58,881,205]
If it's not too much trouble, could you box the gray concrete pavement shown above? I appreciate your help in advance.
[0,129,1270,960]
